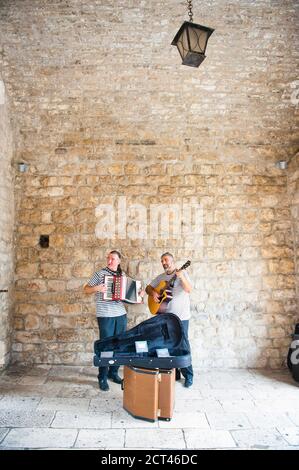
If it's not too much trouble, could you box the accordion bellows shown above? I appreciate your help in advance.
[93,313,191,369]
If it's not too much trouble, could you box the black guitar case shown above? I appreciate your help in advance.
[287,323,299,383]
[93,313,191,369]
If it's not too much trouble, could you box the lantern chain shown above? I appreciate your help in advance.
[187,0,193,22]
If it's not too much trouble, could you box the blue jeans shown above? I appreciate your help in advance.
[97,315,127,381]
[180,320,194,382]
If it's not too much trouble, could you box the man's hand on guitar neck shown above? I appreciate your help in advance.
[175,269,192,293]
[175,269,184,279]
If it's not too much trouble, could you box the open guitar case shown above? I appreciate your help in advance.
[93,313,191,369]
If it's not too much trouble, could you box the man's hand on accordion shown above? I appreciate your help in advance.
[95,283,107,293]
[139,289,145,302]
[83,283,107,295]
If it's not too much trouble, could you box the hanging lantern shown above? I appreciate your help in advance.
[171,1,214,68]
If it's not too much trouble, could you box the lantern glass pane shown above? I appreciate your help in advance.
[188,26,208,54]
[177,40,185,59]
[182,28,189,53]
[177,28,189,59]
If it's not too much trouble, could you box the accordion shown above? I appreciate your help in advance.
[103,275,143,304]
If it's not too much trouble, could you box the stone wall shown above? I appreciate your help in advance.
[0,75,14,367]
[0,0,298,367]
[288,153,299,318]
[8,161,299,368]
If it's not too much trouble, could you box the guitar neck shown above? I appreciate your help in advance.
[168,261,191,288]
[169,275,177,289]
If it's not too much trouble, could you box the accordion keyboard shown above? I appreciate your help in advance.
[104,275,122,300]
[104,276,114,300]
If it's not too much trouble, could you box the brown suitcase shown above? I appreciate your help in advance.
[158,368,175,420]
[123,366,175,422]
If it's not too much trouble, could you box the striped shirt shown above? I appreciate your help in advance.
[87,267,127,318]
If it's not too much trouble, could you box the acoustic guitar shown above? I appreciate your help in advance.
[148,261,191,315]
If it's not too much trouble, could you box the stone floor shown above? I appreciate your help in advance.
[0,365,298,450]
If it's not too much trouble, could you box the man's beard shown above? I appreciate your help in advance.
[163,265,173,274]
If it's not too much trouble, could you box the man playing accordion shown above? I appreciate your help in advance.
[84,250,142,392]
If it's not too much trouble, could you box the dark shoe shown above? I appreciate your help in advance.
[108,374,122,384]
[99,379,109,391]
[175,369,181,381]
[184,379,193,388]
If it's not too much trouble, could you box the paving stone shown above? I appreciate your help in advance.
[201,388,253,400]
[192,384,213,395]
[19,383,63,397]
[24,365,52,377]
[0,396,41,410]
[208,379,251,390]
[205,370,253,382]
[231,428,290,449]
[48,372,97,389]
[206,411,253,430]
[125,428,185,449]
[81,367,98,377]
[0,376,22,385]
[19,376,47,386]
[104,382,123,399]
[251,370,296,384]
[247,385,299,400]
[2,365,32,376]
[56,385,100,399]
[0,409,54,427]
[0,427,78,448]
[112,409,159,428]
[75,428,125,448]
[174,385,203,400]
[0,383,62,397]
[175,398,223,413]
[245,410,295,429]
[277,427,299,446]
[226,370,256,378]
[48,366,84,377]
[0,428,9,443]
[184,428,237,449]
[51,410,112,429]
[37,397,90,411]
[189,375,211,388]
[89,397,121,413]
[219,399,257,412]
[158,411,209,429]
[286,410,299,426]
[254,398,299,412]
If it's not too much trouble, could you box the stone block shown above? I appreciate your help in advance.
[1,427,77,448]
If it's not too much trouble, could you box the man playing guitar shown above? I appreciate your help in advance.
[145,252,194,388]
